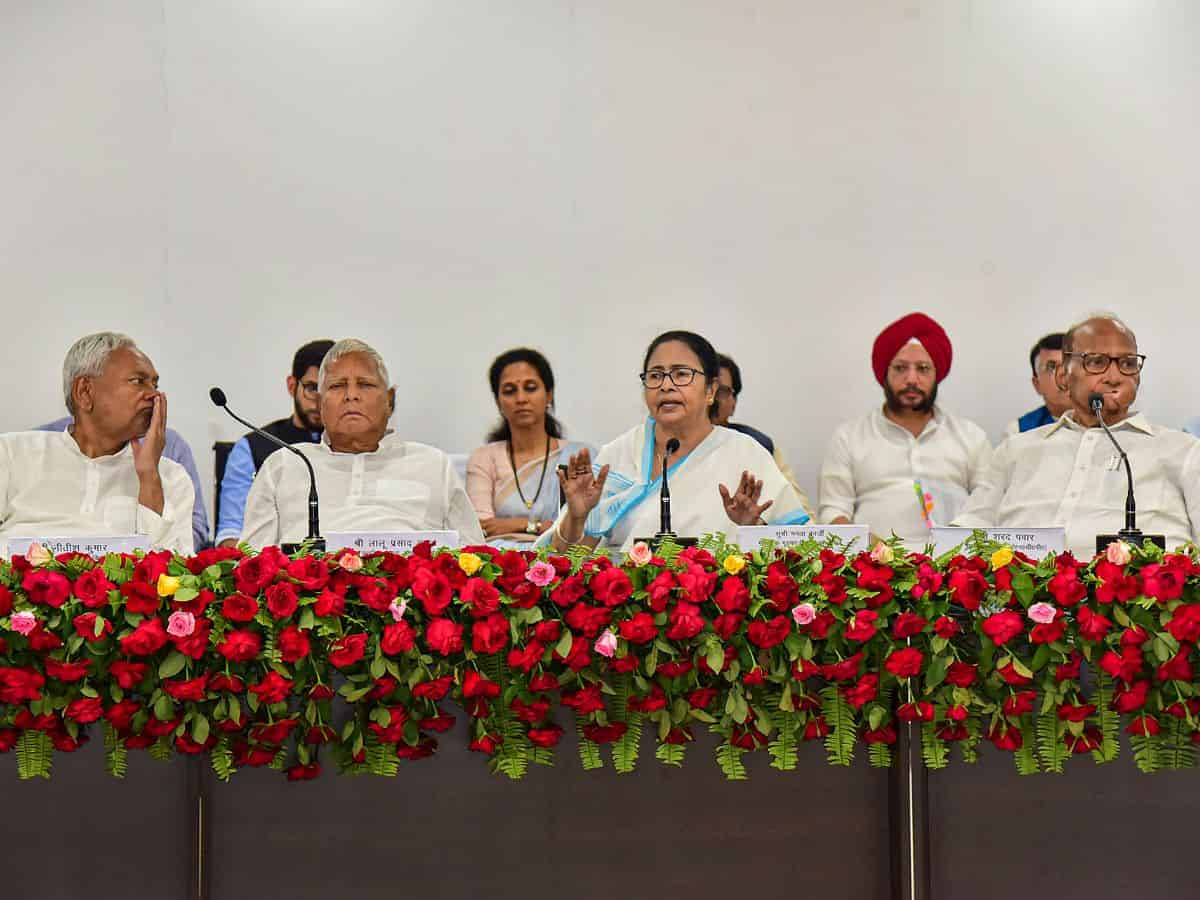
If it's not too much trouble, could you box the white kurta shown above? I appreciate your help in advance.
[240,433,484,548]
[818,407,992,545]
[0,430,195,554]
[541,422,810,552]
[955,412,1200,558]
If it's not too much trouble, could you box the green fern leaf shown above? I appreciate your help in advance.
[575,717,604,771]
[1090,674,1120,764]
[1131,734,1161,773]
[868,741,892,768]
[820,684,856,767]
[655,742,686,767]
[920,722,949,770]
[715,740,748,780]
[103,722,128,779]
[1036,710,1066,774]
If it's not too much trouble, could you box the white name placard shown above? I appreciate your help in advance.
[326,531,460,553]
[4,535,150,557]
[930,527,1065,559]
[737,524,871,552]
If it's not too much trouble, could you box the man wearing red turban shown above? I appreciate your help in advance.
[818,312,992,544]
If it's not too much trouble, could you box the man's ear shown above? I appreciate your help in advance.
[72,376,94,415]
[1053,362,1069,394]
[286,375,297,397]
[387,387,396,415]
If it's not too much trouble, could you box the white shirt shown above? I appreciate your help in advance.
[241,433,485,548]
[955,412,1200,558]
[0,430,195,554]
[818,407,993,544]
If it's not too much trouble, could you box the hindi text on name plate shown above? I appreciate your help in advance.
[325,531,460,553]
[736,524,871,551]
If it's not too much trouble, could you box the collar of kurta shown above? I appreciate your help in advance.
[60,428,133,462]
[1049,410,1153,437]
[319,429,400,455]
[874,404,944,437]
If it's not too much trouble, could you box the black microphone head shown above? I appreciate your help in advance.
[209,387,228,408]
[665,438,680,455]
[1088,392,1104,412]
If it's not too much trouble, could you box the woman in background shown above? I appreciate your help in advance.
[466,348,589,542]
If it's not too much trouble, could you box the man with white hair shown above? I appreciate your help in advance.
[957,314,1200,558]
[0,332,195,553]
[240,338,484,547]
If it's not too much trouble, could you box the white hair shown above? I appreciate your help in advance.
[317,338,391,389]
[1062,312,1137,354]
[62,332,140,414]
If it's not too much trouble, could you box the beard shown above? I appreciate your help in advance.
[293,391,322,431]
[884,380,938,414]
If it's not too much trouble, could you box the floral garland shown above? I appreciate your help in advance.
[2,535,1199,781]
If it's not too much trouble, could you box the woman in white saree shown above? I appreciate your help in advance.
[542,330,810,553]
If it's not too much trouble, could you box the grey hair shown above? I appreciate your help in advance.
[317,338,391,389]
[1062,313,1137,354]
[62,332,139,414]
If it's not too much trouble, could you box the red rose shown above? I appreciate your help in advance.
[470,613,510,655]
[1077,606,1113,642]
[1113,679,1150,713]
[550,574,588,608]
[412,568,452,615]
[803,717,830,741]
[561,683,605,715]
[285,555,329,591]
[529,673,558,692]
[221,592,258,622]
[564,603,612,638]
[1030,616,1067,645]
[699,646,735,675]
[329,633,369,668]
[1157,650,1192,683]
[897,702,935,722]
[173,617,212,660]
[250,718,299,743]
[65,696,104,723]
[211,673,246,693]
[72,568,115,609]
[381,621,416,655]
[817,573,848,606]
[863,724,897,745]
[72,612,112,641]
[305,725,337,744]
[1055,652,1083,683]
[216,628,262,662]
[1127,716,1161,737]
[22,569,71,608]
[469,734,501,755]
[945,661,978,687]
[713,577,750,613]
[1047,565,1087,607]
[419,713,456,733]
[1098,646,1143,683]
[747,615,790,649]
[687,687,719,709]
[843,674,878,708]
[805,611,836,640]
[792,658,821,681]
[582,722,628,743]
[884,647,923,678]
[131,551,170,584]
[589,567,634,608]
[1002,690,1037,717]
[106,660,148,689]
[996,661,1032,686]
[277,625,312,663]
[892,612,928,639]
[249,670,293,704]
[105,699,141,733]
[463,669,501,699]
[911,563,944,600]
[425,618,464,657]
[265,582,299,619]
[844,609,879,642]
[532,620,561,643]
[1121,626,1149,647]
[1165,605,1200,643]
[1056,702,1096,722]
[823,653,864,681]
[505,641,545,673]
[645,572,677,612]
[932,616,960,639]
[460,578,501,617]
[666,602,705,641]
[527,725,564,747]
[313,587,345,618]
[164,674,210,701]
[412,676,454,700]
[712,613,744,641]
[947,568,986,611]
[628,685,668,712]
[765,561,799,607]
[988,722,1023,751]
[1142,563,1186,602]
[233,554,279,594]
[658,659,696,679]
[677,564,717,604]
[619,612,658,645]
[286,762,322,781]
[119,617,168,656]
[0,586,13,617]
[980,610,1024,646]
[44,658,91,682]
[357,579,397,613]
[1094,561,1139,604]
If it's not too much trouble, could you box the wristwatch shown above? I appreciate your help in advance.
[526,519,540,535]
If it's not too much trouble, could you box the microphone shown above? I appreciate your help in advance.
[1088,392,1163,554]
[210,387,325,553]
[658,438,680,538]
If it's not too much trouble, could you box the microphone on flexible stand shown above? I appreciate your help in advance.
[1089,392,1164,555]
[210,387,325,554]
[646,437,696,549]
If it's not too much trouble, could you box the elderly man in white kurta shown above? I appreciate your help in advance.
[240,338,484,548]
[956,315,1200,558]
[0,332,194,554]
[818,313,992,546]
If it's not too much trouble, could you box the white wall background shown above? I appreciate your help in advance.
[2,1,1198,533]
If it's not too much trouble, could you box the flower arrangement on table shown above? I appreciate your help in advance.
[2,533,1198,781]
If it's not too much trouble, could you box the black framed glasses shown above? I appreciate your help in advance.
[1063,352,1146,376]
[640,367,702,389]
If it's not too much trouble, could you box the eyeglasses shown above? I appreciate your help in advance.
[640,367,703,389]
[888,362,934,377]
[1063,352,1146,376]
[298,380,319,398]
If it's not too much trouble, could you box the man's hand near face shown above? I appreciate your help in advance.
[131,392,167,515]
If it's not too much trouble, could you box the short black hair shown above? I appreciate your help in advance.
[1028,333,1064,375]
[716,353,742,395]
[642,330,720,382]
[485,347,563,443]
[293,340,335,381]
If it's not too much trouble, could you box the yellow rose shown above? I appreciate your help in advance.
[156,573,181,597]
[458,552,483,576]
[990,547,1014,570]
[723,554,747,576]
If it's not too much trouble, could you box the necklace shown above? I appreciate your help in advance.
[508,432,552,534]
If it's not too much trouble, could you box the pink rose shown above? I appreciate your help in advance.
[10,610,37,635]
[1105,540,1132,566]
[388,598,408,622]
[1027,602,1057,625]
[166,610,196,638]
[593,630,618,658]
[337,551,363,572]
[25,542,52,567]
[525,561,556,587]
[628,541,653,567]
[791,602,816,626]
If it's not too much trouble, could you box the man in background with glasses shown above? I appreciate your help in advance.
[957,314,1200,558]
[1002,332,1070,439]
[818,312,992,544]
[215,339,333,547]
